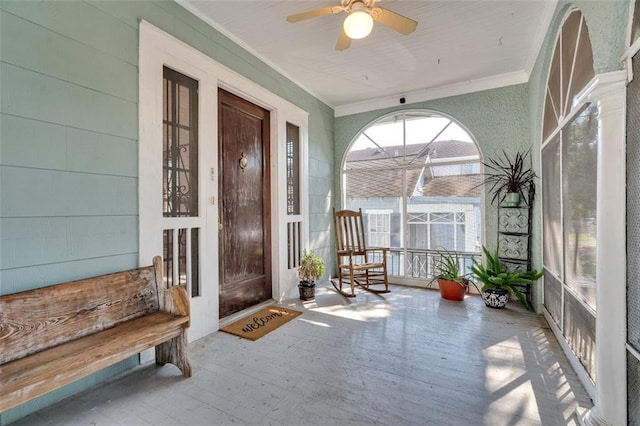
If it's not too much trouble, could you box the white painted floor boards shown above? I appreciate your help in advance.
[12,284,592,426]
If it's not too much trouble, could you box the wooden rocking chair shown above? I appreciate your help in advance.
[332,208,390,297]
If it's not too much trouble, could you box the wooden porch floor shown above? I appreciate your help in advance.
[13,284,592,425]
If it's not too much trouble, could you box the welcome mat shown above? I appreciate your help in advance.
[220,306,302,341]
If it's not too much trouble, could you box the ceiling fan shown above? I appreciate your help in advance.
[286,0,418,50]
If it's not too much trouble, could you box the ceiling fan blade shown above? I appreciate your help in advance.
[335,28,352,50]
[286,6,343,23]
[371,7,418,35]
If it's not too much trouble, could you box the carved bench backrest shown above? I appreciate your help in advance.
[0,264,160,364]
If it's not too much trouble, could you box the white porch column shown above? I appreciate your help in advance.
[584,70,627,426]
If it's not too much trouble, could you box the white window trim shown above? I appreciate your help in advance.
[540,70,627,425]
[139,21,310,333]
[586,70,627,426]
[341,109,484,286]
[366,209,392,247]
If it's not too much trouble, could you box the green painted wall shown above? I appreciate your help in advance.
[0,0,334,423]
[335,84,531,255]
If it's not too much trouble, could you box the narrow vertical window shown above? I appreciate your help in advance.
[190,228,200,297]
[163,67,198,217]
[162,67,200,296]
[286,122,300,215]
[163,229,174,287]
[286,122,302,268]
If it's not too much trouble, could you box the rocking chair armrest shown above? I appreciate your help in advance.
[364,247,388,255]
[337,249,355,256]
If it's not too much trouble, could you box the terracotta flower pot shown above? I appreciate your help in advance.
[437,278,466,301]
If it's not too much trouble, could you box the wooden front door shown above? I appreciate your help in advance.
[218,89,272,318]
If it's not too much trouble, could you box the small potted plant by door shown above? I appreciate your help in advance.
[298,250,325,301]
[480,150,537,207]
[433,250,469,301]
[471,246,543,311]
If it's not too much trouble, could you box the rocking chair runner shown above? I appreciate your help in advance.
[332,208,390,297]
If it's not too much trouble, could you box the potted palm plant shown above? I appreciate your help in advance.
[298,250,325,301]
[432,250,472,301]
[471,246,543,311]
[480,149,536,207]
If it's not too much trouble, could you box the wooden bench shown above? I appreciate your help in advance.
[0,256,191,413]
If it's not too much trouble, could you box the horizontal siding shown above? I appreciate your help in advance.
[1,216,138,269]
[0,217,68,269]
[0,114,68,169]
[65,127,137,176]
[1,115,137,176]
[309,194,332,214]
[308,175,333,197]
[0,253,139,295]
[310,156,333,179]
[1,63,137,139]
[0,0,138,65]
[86,0,175,29]
[0,0,334,422]
[0,4,143,421]
[1,10,137,103]
[0,0,333,300]
[0,167,137,217]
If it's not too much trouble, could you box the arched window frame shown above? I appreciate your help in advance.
[540,8,627,424]
[340,109,483,285]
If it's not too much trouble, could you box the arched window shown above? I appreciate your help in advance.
[342,110,481,281]
[541,9,597,380]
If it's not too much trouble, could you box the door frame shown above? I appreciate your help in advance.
[139,21,309,336]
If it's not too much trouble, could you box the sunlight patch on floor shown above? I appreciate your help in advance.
[297,317,331,327]
[310,303,391,322]
[10,284,592,426]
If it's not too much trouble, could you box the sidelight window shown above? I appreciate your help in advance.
[163,67,199,217]
[162,67,200,297]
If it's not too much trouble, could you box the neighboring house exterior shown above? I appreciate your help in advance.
[344,140,482,254]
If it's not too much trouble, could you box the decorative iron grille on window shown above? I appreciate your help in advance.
[162,67,200,297]
[163,67,198,218]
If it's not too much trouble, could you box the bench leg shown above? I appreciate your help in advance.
[156,329,192,377]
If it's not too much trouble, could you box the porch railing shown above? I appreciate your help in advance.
[369,248,481,282]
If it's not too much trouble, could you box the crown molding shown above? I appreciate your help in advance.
[174,0,334,109]
[334,70,529,117]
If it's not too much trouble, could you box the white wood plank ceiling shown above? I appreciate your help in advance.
[181,1,557,115]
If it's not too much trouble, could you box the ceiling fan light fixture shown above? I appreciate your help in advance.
[343,10,373,39]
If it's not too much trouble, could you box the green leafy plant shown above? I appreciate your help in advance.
[298,250,325,285]
[430,250,480,292]
[471,246,543,311]
[480,149,537,206]
[433,250,467,286]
